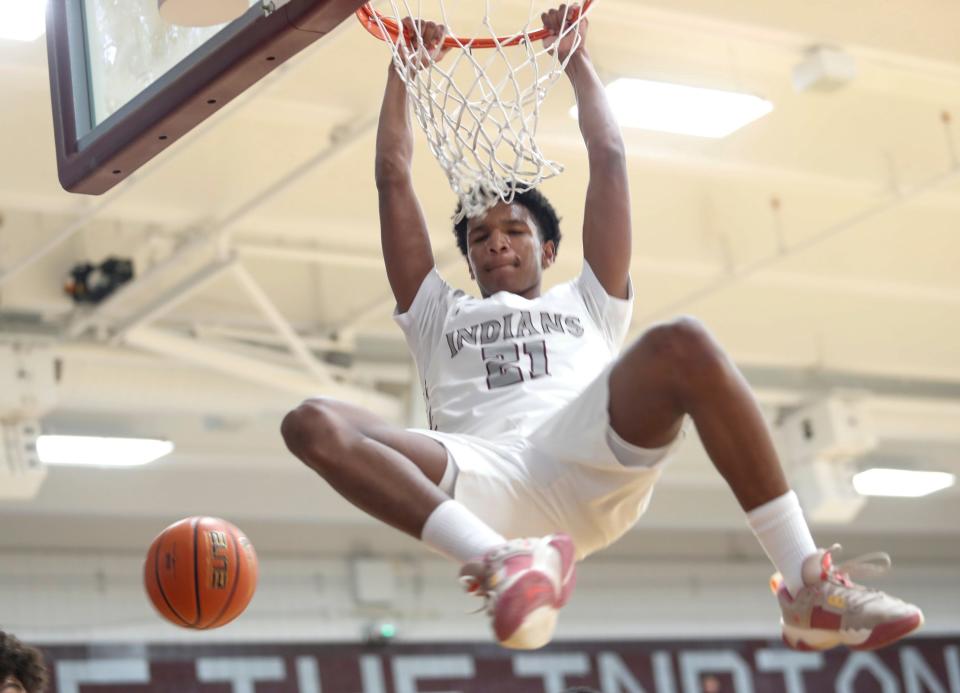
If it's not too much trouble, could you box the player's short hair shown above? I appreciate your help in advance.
[0,631,49,693]
[453,186,562,258]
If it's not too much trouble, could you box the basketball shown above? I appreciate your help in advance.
[143,516,258,629]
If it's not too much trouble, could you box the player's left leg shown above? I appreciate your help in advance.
[283,398,573,650]
[608,316,923,651]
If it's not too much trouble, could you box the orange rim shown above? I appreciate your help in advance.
[355,1,592,50]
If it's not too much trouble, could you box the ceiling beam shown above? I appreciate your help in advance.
[538,134,960,214]
[636,161,960,325]
[225,238,960,308]
[231,262,332,382]
[123,326,401,420]
[236,243,384,269]
[109,254,239,342]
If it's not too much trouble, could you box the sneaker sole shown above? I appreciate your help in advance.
[500,604,558,650]
[782,611,924,651]
[494,571,559,649]
[493,534,577,650]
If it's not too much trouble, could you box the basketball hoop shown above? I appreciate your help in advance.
[356,2,592,49]
[356,1,594,219]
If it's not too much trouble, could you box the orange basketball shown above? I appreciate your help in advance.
[144,516,258,629]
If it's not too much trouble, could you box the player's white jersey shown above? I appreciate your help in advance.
[395,262,633,438]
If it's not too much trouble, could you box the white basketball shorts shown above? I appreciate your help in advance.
[411,364,686,560]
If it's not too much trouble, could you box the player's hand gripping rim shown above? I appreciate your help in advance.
[396,17,451,73]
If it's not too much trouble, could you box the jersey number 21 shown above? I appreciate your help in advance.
[482,340,549,389]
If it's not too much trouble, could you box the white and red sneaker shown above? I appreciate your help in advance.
[459,534,576,650]
[772,544,924,651]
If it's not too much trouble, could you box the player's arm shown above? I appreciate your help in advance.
[544,5,631,298]
[375,21,448,312]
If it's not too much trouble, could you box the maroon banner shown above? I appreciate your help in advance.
[39,636,960,692]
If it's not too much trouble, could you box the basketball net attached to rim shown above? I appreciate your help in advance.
[357,1,594,219]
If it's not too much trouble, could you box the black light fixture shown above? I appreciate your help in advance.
[64,257,134,304]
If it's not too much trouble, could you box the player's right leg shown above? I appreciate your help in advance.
[280,397,574,649]
[281,397,451,537]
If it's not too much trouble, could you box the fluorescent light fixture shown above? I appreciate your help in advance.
[0,0,47,42]
[853,468,956,498]
[36,435,174,467]
[570,78,773,138]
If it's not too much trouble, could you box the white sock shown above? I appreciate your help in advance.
[746,490,818,597]
[421,500,506,564]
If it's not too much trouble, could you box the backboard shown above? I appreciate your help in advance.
[46,0,367,195]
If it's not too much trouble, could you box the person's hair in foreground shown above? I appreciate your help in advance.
[0,631,48,693]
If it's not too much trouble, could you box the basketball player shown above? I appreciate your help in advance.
[282,5,923,650]
[0,631,48,693]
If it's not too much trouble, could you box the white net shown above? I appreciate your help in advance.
[361,1,593,219]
